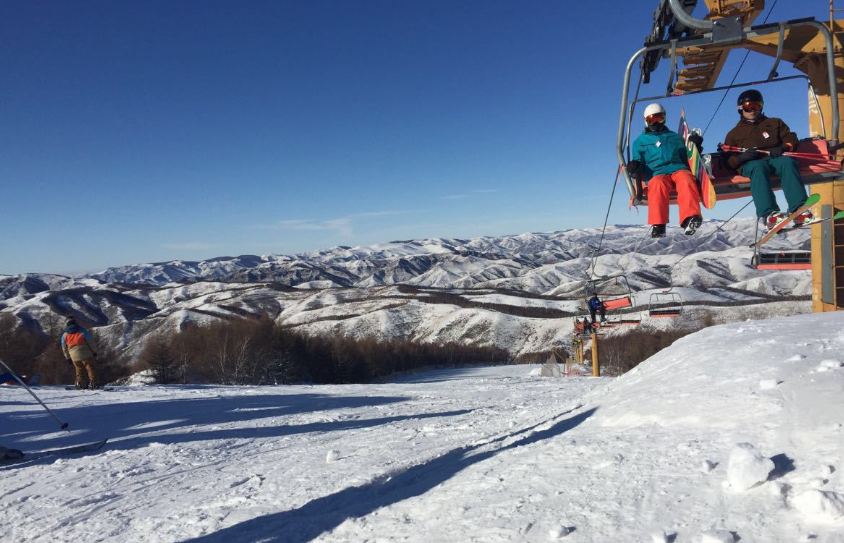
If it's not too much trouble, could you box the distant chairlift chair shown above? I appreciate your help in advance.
[750,251,812,271]
[648,292,682,318]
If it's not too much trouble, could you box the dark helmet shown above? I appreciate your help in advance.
[737,89,764,107]
[65,318,77,327]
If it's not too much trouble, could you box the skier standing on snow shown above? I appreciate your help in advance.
[587,294,606,324]
[627,103,704,238]
[61,318,100,390]
[723,89,814,231]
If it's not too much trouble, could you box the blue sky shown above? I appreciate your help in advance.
[0,1,832,274]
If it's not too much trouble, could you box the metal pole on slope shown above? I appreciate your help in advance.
[0,358,70,431]
[591,328,600,377]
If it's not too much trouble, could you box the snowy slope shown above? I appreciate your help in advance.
[2,311,843,542]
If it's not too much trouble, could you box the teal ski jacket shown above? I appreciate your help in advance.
[630,126,690,180]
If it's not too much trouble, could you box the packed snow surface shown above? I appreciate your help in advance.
[3,312,844,542]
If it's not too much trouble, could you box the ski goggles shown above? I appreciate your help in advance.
[645,113,666,125]
[740,101,763,112]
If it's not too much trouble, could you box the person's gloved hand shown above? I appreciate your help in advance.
[735,150,765,166]
[688,133,703,153]
[767,145,785,158]
[626,160,641,175]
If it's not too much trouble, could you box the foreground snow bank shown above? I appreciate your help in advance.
[1,312,843,543]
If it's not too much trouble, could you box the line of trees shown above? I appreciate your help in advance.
[1,312,511,386]
[133,314,511,385]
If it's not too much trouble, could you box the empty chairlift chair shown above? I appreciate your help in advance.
[648,292,682,318]
[751,251,812,271]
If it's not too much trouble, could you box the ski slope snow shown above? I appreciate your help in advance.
[2,311,844,542]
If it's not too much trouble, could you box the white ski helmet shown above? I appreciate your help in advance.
[643,103,666,125]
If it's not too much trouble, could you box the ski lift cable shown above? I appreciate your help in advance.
[588,167,621,281]
[661,199,753,293]
[589,75,645,280]
[701,0,781,137]
[614,227,651,279]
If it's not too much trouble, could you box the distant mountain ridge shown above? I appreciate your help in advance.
[84,217,803,290]
[0,218,813,359]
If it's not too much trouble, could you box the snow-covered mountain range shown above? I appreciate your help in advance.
[0,219,814,358]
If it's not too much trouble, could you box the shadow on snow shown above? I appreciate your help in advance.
[1,391,438,453]
[179,406,597,543]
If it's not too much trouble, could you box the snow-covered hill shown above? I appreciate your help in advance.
[3,311,843,542]
[0,219,815,358]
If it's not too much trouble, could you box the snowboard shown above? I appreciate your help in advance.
[679,110,717,209]
[1,439,108,465]
[750,193,821,248]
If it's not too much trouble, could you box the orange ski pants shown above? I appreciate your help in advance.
[646,169,702,225]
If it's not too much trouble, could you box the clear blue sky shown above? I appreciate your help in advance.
[0,1,832,274]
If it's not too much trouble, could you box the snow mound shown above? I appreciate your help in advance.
[726,443,774,491]
[816,359,842,372]
[650,530,670,542]
[700,530,736,543]
[759,379,780,390]
[792,490,844,522]
[116,369,156,386]
[548,524,571,539]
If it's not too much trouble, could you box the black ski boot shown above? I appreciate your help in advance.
[651,224,666,238]
[682,215,702,236]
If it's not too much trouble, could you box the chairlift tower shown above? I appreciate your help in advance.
[622,0,844,312]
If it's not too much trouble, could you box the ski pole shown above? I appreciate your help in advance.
[719,144,839,160]
[0,358,69,431]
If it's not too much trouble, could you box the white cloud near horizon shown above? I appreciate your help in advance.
[253,209,423,237]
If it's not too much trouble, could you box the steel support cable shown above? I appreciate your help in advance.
[589,75,645,281]
[701,0,781,137]
[587,167,622,282]
[614,227,652,278]
[660,199,753,293]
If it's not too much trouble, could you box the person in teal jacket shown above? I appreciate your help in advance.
[627,103,703,238]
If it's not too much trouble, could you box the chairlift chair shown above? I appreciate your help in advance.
[648,291,683,318]
[583,273,635,311]
[617,16,844,207]
[751,251,812,271]
[600,315,643,326]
